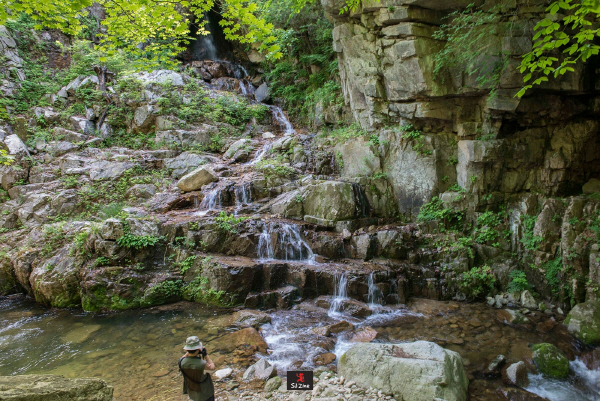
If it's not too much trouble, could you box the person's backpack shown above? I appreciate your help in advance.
[178,357,212,389]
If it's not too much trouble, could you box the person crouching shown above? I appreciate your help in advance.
[179,336,216,401]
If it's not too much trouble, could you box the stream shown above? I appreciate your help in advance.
[1,293,598,401]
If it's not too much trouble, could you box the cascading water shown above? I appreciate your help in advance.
[257,222,314,263]
[248,143,272,166]
[191,23,219,61]
[328,273,348,317]
[367,272,384,313]
[352,183,371,218]
[195,188,222,216]
[234,184,252,206]
[526,358,600,400]
[271,106,295,134]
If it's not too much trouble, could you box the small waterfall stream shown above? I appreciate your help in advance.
[195,188,223,216]
[328,273,348,317]
[234,184,252,206]
[247,143,272,165]
[367,272,384,313]
[271,106,295,134]
[257,222,314,263]
[352,183,371,218]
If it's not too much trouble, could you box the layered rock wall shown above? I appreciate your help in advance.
[322,0,600,215]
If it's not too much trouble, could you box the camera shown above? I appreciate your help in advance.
[201,347,207,358]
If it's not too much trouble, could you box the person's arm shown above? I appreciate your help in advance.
[205,355,215,370]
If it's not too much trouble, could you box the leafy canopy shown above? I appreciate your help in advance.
[518,0,600,97]
[0,0,280,67]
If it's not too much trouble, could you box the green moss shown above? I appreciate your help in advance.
[182,275,235,307]
[565,301,600,345]
[109,294,139,310]
[140,280,183,307]
[81,285,109,312]
[51,291,81,308]
[531,343,569,378]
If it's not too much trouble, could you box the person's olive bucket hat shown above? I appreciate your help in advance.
[184,336,203,351]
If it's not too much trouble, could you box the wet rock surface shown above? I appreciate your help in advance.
[0,374,114,401]
[339,342,468,401]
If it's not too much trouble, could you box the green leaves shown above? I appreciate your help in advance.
[0,150,14,166]
[518,0,600,97]
[0,0,280,67]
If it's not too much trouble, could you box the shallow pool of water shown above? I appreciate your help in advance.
[0,295,235,400]
[1,294,598,401]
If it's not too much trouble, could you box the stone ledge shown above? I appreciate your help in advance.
[0,374,114,401]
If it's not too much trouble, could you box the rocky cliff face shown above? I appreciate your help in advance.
[0,1,599,316]
[321,0,600,211]
[316,0,600,306]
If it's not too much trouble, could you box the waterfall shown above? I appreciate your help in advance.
[248,143,272,165]
[239,79,255,96]
[271,106,295,134]
[197,188,222,213]
[191,28,218,61]
[257,222,314,263]
[367,272,385,313]
[235,184,252,206]
[352,183,371,218]
[257,225,275,260]
[328,273,348,316]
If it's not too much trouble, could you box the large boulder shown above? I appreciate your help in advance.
[217,328,268,355]
[134,69,185,87]
[564,300,600,345]
[303,181,356,222]
[88,161,136,181]
[230,310,271,329]
[338,342,468,401]
[0,374,113,400]
[155,126,216,148]
[165,152,218,178]
[177,165,218,192]
[29,246,82,308]
[531,343,569,378]
[242,358,277,381]
[255,83,270,103]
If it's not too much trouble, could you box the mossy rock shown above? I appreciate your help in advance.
[531,343,569,378]
[564,300,600,346]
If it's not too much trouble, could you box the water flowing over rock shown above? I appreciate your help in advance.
[338,342,469,401]
[329,272,349,316]
[270,106,294,134]
[257,222,314,262]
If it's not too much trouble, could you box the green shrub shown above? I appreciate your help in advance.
[474,211,503,245]
[215,212,248,233]
[117,234,161,250]
[459,265,496,299]
[176,255,197,274]
[417,197,464,228]
[520,215,544,251]
[141,280,183,306]
[508,270,530,293]
[544,256,563,296]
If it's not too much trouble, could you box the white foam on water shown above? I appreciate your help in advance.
[257,222,315,263]
[328,273,349,318]
[526,359,600,401]
[247,143,272,166]
[271,106,294,134]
